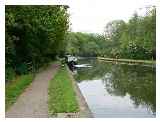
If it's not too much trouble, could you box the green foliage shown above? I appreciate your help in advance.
[48,66,79,115]
[65,32,106,57]
[6,5,69,80]
[6,67,16,81]
[6,74,34,109]
[66,7,155,60]
[104,8,156,60]
[118,8,156,60]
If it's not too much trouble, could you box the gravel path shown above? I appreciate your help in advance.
[6,63,59,118]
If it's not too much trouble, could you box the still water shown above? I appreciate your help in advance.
[73,59,156,118]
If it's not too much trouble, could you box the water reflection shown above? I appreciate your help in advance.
[74,59,156,117]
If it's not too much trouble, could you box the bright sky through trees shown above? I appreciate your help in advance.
[68,0,156,34]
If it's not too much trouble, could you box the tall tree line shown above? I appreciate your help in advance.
[65,32,106,57]
[6,5,69,81]
[66,7,156,60]
[104,7,156,60]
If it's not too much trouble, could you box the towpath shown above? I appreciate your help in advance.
[6,63,59,118]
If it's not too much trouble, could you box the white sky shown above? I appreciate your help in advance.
[68,0,157,34]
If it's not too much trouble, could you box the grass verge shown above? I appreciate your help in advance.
[48,66,79,116]
[5,74,34,110]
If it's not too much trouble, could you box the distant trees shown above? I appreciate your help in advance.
[66,7,156,60]
[6,5,69,81]
[65,32,106,57]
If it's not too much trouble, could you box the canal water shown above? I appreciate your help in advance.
[73,58,156,118]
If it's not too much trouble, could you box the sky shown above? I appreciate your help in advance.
[68,0,157,34]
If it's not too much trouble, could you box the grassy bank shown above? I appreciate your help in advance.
[48,66,79,116]
[97,57,156,65]
[5,74,34,110]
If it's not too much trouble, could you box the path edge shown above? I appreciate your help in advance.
[65,66,93,118]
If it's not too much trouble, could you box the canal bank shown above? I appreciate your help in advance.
[48,64,93,118]
[66,67,93,118]
[97,57,156,65]
[55,67,93,118]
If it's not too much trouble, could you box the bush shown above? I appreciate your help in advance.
[6,67,16,82]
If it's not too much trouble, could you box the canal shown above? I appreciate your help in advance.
[73,58,156,118]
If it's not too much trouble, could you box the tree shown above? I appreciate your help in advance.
[104,7,156,60]
[6,5,69,80]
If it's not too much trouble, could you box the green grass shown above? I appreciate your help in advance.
[48,66,79,116]
[5,74,34,110]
